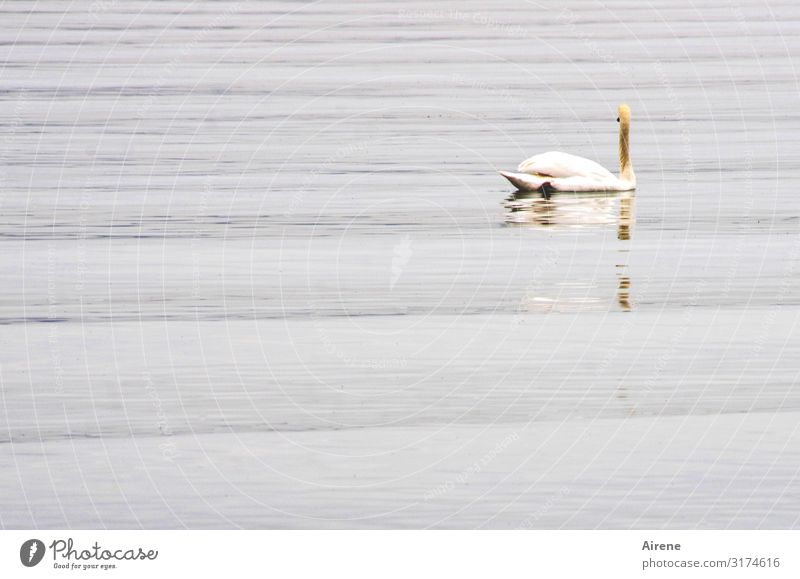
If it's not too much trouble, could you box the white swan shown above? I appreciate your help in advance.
[499,104,636,193]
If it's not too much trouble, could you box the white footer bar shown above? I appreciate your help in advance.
[1,530,796,578]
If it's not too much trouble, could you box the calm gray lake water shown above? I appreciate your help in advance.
[1,0,799,529]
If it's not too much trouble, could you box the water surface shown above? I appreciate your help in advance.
[1,0,799,528]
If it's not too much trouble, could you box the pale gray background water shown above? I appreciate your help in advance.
[1,0,799,528]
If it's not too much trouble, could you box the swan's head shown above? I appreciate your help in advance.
[616,104,631,125]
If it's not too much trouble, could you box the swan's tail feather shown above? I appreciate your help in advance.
[498,170,548,192]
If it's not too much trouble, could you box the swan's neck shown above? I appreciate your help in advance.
[619,120,635,186]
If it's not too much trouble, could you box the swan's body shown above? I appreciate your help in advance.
[500,104,636,193]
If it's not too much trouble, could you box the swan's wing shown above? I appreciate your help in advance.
[517,151,615,180]
[498,171,549,192]
[500,169,634,193]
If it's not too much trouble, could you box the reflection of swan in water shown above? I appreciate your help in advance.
[617,193,634,241]
[504,190,635,235]
[617,275,631,311]
[513,190,636,312]
[500,104,636,192]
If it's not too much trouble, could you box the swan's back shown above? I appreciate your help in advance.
[517,151,615,180]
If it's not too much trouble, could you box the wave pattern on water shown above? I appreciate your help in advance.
[1,0,799,529]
